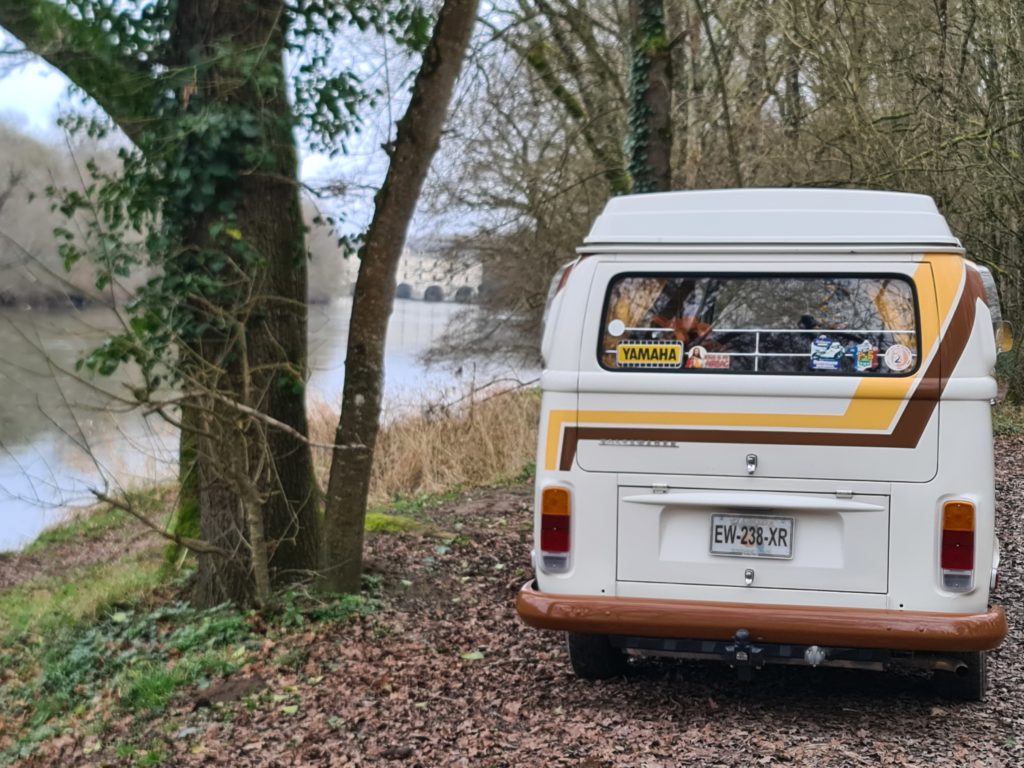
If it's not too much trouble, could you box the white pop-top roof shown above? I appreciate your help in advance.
[584,188,960,247]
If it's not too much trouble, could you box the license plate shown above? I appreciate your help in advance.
[709,514,794,559]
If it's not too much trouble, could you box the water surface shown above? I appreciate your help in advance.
[0,299,532,551]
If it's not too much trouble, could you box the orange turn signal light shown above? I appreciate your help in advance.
[542,487,571,517]
[942,501,975,532]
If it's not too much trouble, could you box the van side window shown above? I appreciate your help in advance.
[600,274,919,375]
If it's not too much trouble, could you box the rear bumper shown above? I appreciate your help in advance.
[516,581,1007,652]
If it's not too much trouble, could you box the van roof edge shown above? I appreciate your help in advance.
[585,189,959,247]
[577,244,966,255]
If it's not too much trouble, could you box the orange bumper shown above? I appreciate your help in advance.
[516,581,1007,652]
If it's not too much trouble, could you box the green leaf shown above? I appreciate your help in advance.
[460,651,484,661]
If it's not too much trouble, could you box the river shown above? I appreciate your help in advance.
[0,300,534,552]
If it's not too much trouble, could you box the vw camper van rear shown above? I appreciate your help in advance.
[516,189,1008,700]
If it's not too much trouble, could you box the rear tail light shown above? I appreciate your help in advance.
[941,500,975,592]
[540,487,572,573]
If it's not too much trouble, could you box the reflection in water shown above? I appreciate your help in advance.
[0,309,179,551]
[0,299,533,551]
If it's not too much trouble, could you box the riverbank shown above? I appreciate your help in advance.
[0,489,168,592]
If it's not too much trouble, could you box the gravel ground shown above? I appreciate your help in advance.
[31,439,1024,767]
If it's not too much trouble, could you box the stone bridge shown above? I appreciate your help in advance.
[393,251,482,303]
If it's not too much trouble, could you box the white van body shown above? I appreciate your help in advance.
[516,189,1007,698]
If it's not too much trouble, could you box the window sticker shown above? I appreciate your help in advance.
[810,335,844,370]
[685,345,708,368]
[855,340,879,372]
[884,344,913,372]
[704,353,731,369]
[607,319,626,337]
[616,340,684,368]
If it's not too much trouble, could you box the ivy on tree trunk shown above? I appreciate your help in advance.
[627,0,673,193]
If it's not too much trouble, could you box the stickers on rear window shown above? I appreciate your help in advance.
[704,353,731,369]
[884,343,913,372]
[616,340,684,368]
[601,274,919,376]
[810,335,844,370]
[855,340,879,372]
[685,346,731,370]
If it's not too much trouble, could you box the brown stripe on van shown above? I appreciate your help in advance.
[940,267,986,387]
[556,271,984,470]
[559,428,580,471]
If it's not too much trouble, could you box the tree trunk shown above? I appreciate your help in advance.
[522,38,632,196]
[321,0,480,593]
[628,0,673,193]
[171,0,319,606]
[782,41,803,142]
[194,410,256,607]
[694,0,742,186]
[683,2,702,188]
[167,402,200,565]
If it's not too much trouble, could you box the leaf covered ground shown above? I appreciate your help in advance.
[8,439,1024,767]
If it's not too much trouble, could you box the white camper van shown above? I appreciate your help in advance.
[516,189,1008,700]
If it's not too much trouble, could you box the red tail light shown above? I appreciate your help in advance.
[941,530,974,570]
[540,487,571,573]
[941,501,975,592]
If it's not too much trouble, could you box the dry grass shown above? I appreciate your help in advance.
[309,387,540,507]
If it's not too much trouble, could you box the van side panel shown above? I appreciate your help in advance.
[536,257,622,596]
[884,288,997,615]
[886,402,994,615]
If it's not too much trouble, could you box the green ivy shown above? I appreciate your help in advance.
[626,0,670,194]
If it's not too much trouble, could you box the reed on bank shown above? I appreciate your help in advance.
[308,386,540,508]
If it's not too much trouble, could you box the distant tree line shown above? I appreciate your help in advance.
[0,124,355,308]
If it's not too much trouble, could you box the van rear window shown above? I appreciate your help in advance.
[600,274,919,375]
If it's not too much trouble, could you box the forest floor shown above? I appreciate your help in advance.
[4,441,1024,767]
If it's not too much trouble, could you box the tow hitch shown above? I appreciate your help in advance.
[726,629,765,680]
[614,635,897,672]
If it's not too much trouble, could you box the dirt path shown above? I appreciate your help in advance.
[30,440,1024,766]
[0,512,152,591]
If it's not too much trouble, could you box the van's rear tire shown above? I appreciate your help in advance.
[566,632,627,679]
[933,651,987,701]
